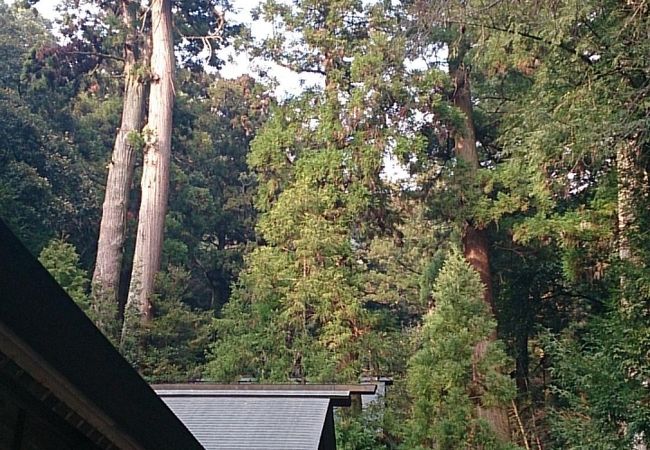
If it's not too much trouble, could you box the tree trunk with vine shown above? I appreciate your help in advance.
[122,0,174,339]
[91,0,148,338]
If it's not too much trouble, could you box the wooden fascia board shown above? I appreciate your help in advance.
[0,322,144,450]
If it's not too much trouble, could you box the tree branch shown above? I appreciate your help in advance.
[457,19,595,66]
[62,50,124,62]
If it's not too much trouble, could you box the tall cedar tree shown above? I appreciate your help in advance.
[404,1,512,440]
[70,0,235,334]
[207,0,414,382]
[122,0,174,338]
[92,0,148,337]
[452,0,650,446]
[450,41,511,443]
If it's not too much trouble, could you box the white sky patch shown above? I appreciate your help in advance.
[33,0,317,98]
[32,0,413,180]
[35,0,59,19]
[405,44,448,72]
[382,151,410,184]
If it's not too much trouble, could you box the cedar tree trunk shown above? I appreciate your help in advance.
[617,137,645,265]
[91,0,147,336]
[451,54,512,443]
[123,0,174,333]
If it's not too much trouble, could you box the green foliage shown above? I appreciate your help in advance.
[405,252,518,449]
[206,258,296,382]
[164,74,264,311]
[38,238,90,310]
[0,87,99,257]
[0,1,53,91]
[4,1,650,447]
[540,248,650,448]
[336,406,389,450]
[470,0,649,230]
[121,267,211,382]
[0,2,101,260]
[460,2,650,447]
[543,321,648,450]
[72,93,123,161]
[208,0,420,383]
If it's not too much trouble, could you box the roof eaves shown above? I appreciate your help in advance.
[0,220,204,450]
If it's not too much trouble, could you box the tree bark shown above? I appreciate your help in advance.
[451,58,494,310]
[91,0,147,337]
[617,137,645,265]
[451,54,512,443]
[122,0,174,334]
[616,137,648,450]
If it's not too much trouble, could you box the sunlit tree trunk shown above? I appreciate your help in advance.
[450,58,493,308]
[91,0,147,337]
[122,0,174,336]
[616,136,649,450]
[450,52,512,443]
[617,137,646,265]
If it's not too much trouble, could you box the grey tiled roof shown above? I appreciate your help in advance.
[158,390,338,450]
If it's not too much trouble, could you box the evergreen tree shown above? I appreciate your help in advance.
[449,1,650,446]
[40,0,241,336]
[401,0,515,439]
[38,238,91,311]
[405,251,518,449]
[123,0,176,333]
[207,0,415,382]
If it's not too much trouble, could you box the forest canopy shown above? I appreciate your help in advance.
[1,0,648,448]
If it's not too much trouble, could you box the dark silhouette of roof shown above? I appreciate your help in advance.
[0,219,204,450]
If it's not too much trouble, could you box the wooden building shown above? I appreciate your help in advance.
[0,220,202,449]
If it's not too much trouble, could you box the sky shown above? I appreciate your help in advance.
[32,0,410,181]
[32,0,323,98]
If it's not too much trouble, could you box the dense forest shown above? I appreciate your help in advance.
[1,0,649,448]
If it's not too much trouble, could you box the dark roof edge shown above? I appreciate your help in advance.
[152,383,377,395]
[0,322,143,449]
[156,390,353,407]
[0,220,203,450]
